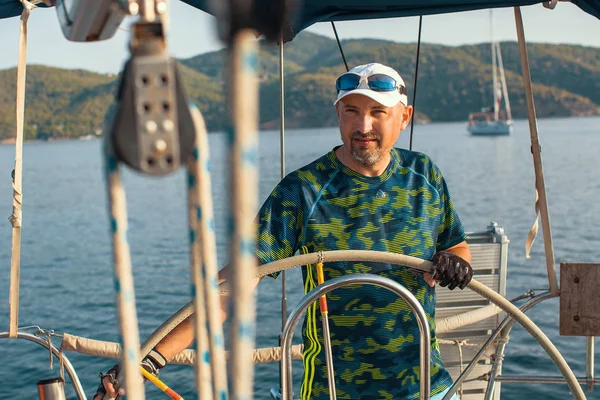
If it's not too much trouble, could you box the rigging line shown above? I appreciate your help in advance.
[103,146,145,400]
[279,36,287,332]
[330,22,349,72]
[189,107,228,399]
[278,34,289,391]
[227,31,260,400]
[408,15,423,152]
[8,0,33,339]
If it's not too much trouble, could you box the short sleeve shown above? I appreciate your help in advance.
[430,163,467,250]
[255,174,305,277]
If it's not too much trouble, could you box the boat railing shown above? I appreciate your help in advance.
[0,328,86,399]
[279,273,432,400]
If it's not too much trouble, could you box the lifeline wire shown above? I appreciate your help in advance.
[278,34,289,392]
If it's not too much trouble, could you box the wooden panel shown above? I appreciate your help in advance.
[560,263,600,336]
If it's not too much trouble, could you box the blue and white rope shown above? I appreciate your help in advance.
[187,105,228,400]
[103,143,145,400]
[227,31,259,400]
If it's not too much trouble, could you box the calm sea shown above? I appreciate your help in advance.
[1,117,599,399]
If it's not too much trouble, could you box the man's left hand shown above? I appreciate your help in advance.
[429,251,473,290]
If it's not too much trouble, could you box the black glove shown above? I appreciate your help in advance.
[430,251,473,290]
[94,362,120,400]
[93,349,167,399]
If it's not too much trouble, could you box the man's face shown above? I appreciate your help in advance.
[336,94,413,168]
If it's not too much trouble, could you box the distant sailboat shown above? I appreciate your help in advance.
[467,11,513,136]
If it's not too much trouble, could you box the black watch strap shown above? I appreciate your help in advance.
[145,348,167,370]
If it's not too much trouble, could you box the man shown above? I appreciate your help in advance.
[96,62,472,400]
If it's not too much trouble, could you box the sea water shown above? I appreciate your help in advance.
[1,116,599,399]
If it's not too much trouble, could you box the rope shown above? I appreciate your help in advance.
[103,143,145,399]
[59,348,65,383]
[437,338,492,350]
[408,15,423,151]
[227,30,259,400]
[8,0,33,339]
[47,334,53,369]
[525,186,539,258]
[187,106,227,399]
[454,340,466,399]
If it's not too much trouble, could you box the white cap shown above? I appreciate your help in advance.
[334,63,408,107]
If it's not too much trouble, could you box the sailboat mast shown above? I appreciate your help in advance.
[496,41,512,121]
[491,10,499,121]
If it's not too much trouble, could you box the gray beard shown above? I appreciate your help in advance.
[350,145,382,166]
[349,132,383,167]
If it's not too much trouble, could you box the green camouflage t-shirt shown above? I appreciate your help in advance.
[256,147,466,399]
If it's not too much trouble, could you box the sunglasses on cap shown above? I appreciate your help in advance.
[335,73,408,95]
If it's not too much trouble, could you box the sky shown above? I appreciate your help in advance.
[0,1,599,74]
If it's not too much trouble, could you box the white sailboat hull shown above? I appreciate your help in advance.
[468,120,513,136]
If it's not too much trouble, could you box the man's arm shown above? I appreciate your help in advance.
[154,261,263,359]
[444,240,471,263]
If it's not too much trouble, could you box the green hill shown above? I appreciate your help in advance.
[0,31,598,140]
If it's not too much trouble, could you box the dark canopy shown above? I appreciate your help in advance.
[2,0,599,34]
[183,0,600,36]
[0,0,50,19]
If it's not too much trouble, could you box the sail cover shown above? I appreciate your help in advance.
[1,0,599,34]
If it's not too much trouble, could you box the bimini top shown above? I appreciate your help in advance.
[183,0,600,36]
[2,0,600,34]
